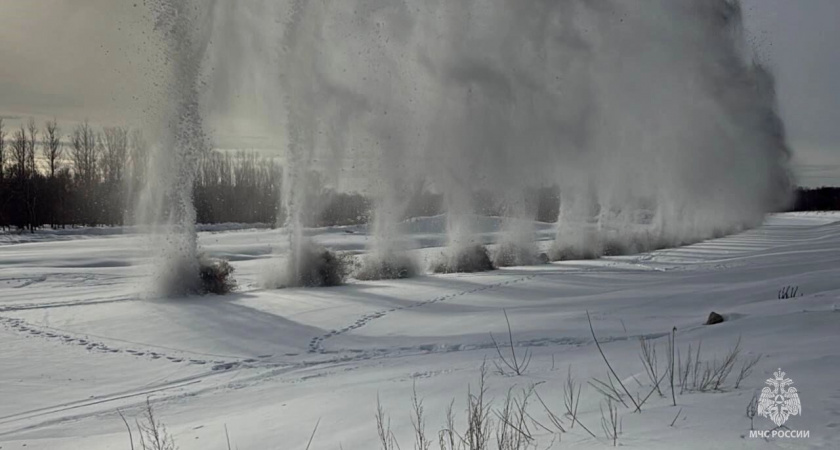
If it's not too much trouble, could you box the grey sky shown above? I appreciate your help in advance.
[0,2,153,125]
[741,0,840,186]
[1,1,838,186]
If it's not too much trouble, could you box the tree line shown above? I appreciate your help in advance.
[0,117,449,233]
[0,118,133,231]
[2,117,835,233]
[790,187,840,211]
[0,118,287,232]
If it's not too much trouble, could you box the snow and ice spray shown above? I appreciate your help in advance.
[560,0,793,257]
[175,0,793,280]
[269,1,354,287]
[136,0,234,295]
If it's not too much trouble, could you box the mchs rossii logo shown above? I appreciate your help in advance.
[748,368,809,439]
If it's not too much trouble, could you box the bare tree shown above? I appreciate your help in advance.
[101,126,129,185]
[99,126,130,224]
[40,119,65,228]
[10,124,28,180]
[70,121,99,187]
[71,121,99,225]
[26,118,38,176]
[0,118,6,181]
[125,128,149,223]
[0,118,7,230]
[43,119,62,177]
[129,128,149,185]
[5,120,40,231]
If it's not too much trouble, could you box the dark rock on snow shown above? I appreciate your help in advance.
[705,311,725,325]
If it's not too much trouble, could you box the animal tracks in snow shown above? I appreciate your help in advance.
[308,274,538,354]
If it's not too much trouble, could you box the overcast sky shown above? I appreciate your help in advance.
[1,1,838,187]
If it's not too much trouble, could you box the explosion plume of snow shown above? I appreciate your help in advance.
[494,198,543,267]
[264,240,349,288]
[179,0,792,276]
[277,0,789,266]
[355,251,418,281]
[431,244,496,274]
[136,0,235,296]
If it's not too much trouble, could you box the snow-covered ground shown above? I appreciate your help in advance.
[1,213,839,449]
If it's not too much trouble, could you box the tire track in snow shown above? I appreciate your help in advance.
[0,377,204,427]
[7,275,48,288]
[0,362,300,438]
[0,296,139,312]
[308,274,538,353]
